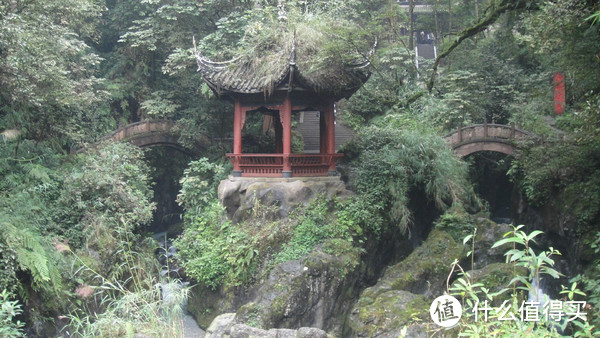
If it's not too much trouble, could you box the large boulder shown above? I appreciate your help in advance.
[370,229,465,298]
[218,177,351,222]
[234,247,362,335]
[471,218,512,269]
[229,324,327,338]
[349,290,429,337]
[205,313,236,338]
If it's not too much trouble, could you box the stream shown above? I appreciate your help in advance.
[154,231,206,337]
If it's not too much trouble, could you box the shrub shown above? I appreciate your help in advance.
[176,194,370,290]
[177,158,228,218]
[56,142,155,248]
[0,289,25,337]
[343,124,475,234]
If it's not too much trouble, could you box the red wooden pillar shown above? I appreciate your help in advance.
[281,96,292,177]
[233,99,244,176]
[325,102,336,173]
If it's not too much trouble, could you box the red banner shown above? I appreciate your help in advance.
[554,72,565,115]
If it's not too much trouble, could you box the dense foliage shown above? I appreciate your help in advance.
[1,0,600,335]
[0,140,158,334]
[343,121,476,234]
[174,159,366,289]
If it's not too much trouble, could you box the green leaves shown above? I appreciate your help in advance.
[0,0,106,142]
[0,289,25,337]
[176,158,227,219]
[492,224,563,286]
[57,142,155,247]
[345,125,474,234]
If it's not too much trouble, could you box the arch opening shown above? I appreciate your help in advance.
[144,146,194,236]
[465,151,516,223]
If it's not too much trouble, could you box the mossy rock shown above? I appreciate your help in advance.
[187,286,225,328]
[381,228,466,297]
[234,248,362,330]
[348,228,465,337]
[451,263,529,306]
[349,290,429,337]
[470,263,524,290]
[472,219,512,269]
[235,302,265,329]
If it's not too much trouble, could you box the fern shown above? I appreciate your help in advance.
[0,221,61,294]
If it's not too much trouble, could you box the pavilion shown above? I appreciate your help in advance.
[195,34,372,178]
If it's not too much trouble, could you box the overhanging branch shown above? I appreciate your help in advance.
[427,0,530,93]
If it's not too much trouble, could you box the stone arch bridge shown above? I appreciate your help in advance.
[78,120,208,156]
[444,123,534,157]
[84,120,534,159]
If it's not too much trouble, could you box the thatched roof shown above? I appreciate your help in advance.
[195,35,373,101]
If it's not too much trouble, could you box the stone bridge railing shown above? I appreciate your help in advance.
[76,119,208,156]
[444,122,534,157]
[101,119,176,144]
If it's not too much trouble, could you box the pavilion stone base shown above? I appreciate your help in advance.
[218,176,351,222]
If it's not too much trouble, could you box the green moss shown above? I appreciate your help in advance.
[236,302,264,329]
[435,207,475,242]
[269,296,288,323]
[387,229,466,292]
[351,290,429,337]
[187,286,221,328]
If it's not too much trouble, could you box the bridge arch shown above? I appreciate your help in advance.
[82,120,208,156]
[444,123,534,157]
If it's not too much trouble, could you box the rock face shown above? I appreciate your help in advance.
[348,228,465,337]
[204,313,327,338]
[218,177,351,222]
[192,178,518,337]
[234,248,361,335]
[348,217,519,337]
[350,290,429,337]
[205,313,236,338]
[471,218,512,269]
[229,324,327,338]
[188,177,360,333]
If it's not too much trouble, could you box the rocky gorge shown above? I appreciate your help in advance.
[178,176,543,337]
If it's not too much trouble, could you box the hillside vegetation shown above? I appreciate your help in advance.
[1,0,599,336]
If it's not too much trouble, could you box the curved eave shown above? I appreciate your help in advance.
[196,52,291,95]
[195,52,372,100]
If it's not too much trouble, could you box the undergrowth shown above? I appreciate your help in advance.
[433,225,597,337]
[176,194,370,290]
[62,230,189,337]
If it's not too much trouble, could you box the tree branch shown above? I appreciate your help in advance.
[426,0,529,93]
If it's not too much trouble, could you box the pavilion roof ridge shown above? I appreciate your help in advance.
[194,35,372,100]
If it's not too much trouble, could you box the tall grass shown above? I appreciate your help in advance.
[61,234,189,337]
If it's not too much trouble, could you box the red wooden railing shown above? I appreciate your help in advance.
[226,153,343,177]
